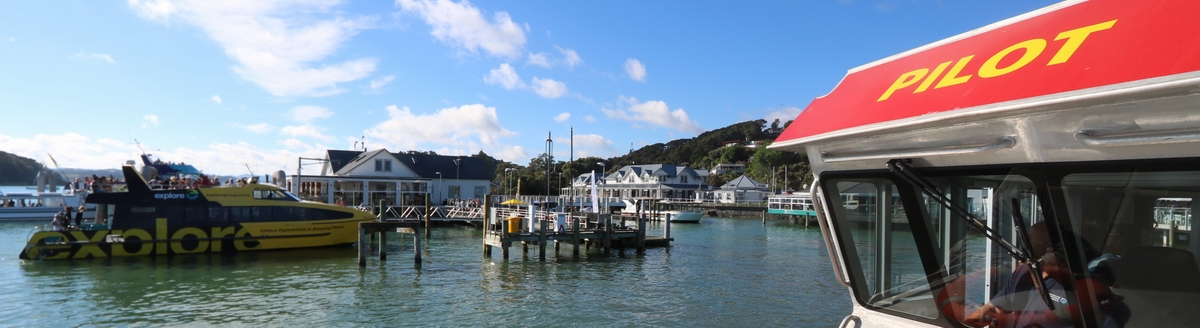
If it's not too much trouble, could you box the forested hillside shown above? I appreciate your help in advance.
[0,151,53,185]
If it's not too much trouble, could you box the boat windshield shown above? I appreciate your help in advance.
[821,158,1200,327]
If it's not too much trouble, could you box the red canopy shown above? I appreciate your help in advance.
[773,0,1200,147]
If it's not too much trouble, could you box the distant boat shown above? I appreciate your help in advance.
[620,199,703,223]
[0,191,92,221]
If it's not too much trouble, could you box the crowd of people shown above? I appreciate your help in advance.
[50,205,87,231]
[147,174,253,190]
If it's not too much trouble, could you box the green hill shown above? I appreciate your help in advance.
[0,151,54,185]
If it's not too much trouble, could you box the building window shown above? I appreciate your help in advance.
[374,159,392,172]
[681,175,688,184]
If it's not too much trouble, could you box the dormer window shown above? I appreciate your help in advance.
[681,175,688,184]
[375,159,392,172]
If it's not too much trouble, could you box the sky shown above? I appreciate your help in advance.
[0,0,1059,176]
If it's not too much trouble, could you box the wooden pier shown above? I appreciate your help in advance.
[482,197,672,260]
[357,221,424,267]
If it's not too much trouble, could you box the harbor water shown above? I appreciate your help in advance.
[0,192,850,326]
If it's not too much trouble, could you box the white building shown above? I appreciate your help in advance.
[710,163,746,176]
[713,175,769,204]
[284,149,492,207]
[569,164,712,202]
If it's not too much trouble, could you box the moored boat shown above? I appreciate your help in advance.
[0,191,92,221]
[19,165,376,260]
[621,199,703,223]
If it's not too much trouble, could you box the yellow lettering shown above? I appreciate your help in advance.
[211,226,235,252]
[915,61,952,93]
[114,229,154,256]
[878,68,928,101]
[980,39,1046,78]
[70,230,110,259]
[935,55,975,89]
[1048,19,1117,65]
[25,232,70,260]
[156,218,168,255]
[234,228,258,250]
[171,227,210,254]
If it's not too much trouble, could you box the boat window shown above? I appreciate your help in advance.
[228,206,250,222]
[1060,168,1200,327]
[826,171,1045,325]
[208,206,227,223]
[252,189,299,201]
[273,206,294,221]
[184,206,206,224]
[251,206,272,222]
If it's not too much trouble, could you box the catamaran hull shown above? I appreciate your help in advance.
[20,218,372,260]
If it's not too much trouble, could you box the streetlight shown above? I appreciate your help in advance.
[505,168,514,197]
[435,171,442,204]
[597,162,605,198]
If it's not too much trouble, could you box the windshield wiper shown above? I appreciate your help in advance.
[886,159,1055,310]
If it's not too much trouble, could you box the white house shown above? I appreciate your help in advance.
[713,174,769,204]
[569,164,712,201]
[284,149,492,207]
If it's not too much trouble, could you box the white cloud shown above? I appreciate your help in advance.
[530,77,567,99]
[239,123,275,134]
[370,75,396,90]
[0,132,329,176]
[527,52,551,68]
[483,63,523,89]
[290,105,333,122]
[7,37,14,42]
[601,96,703,134]
[396,0,526,59]
[365,104,515,151]
[764,106,803,125]
[141,115,159,128]
[624,58,646,82]
[558,46,582,69]
[584,115,596,122]
[129,0,377,97]
[211,95,223,104]
[493,145,528,163]
[568,133,616,159]
[553,112,570,123]
[75,52,115,64]
[281,124,334,141]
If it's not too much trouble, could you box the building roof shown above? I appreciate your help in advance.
[324,149,493,180]
[608,164,699,180]
[721,175,767,190]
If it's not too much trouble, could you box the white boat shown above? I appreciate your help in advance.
[0,191,93,221]
[620,199,703,223]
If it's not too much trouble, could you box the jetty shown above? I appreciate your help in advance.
[481,196,673,260]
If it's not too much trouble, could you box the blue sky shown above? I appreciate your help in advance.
[0,0,1057,175]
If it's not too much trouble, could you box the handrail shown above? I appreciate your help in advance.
[821,137,1015,163]
[1075,127,1200,147]
[812,179,851,287]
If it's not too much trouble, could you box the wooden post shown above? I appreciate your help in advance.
[424,196,431,238]
[379,228,387,261]
[603,215,612,255]
[762,210,766,225]
[501,220,510,260]
[572,215,580,259]
[413,226,422,267]
[637,214,646,255]
[539,219,547,261]
[358,224,368,267]
[665,213,672,240]
[483,194,492,258]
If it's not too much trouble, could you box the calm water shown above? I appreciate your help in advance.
[0,186,850,326]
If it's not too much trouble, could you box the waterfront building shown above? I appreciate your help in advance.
[709,163,745,176]
[713,174,769,204]
[569,164,712,202]
[285,149,492,207]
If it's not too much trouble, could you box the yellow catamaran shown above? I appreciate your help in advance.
[20,166,376,260]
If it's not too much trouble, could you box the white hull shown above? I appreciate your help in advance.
[0,192,91,221]
[620,200,704,223]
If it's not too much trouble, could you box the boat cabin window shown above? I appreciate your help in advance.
[822,160,1200,327]
[252,189,300,202]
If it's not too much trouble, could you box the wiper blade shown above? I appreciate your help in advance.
[886,160,1029,261]
[1011,198,1056,310]
[885,160,1054,310]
